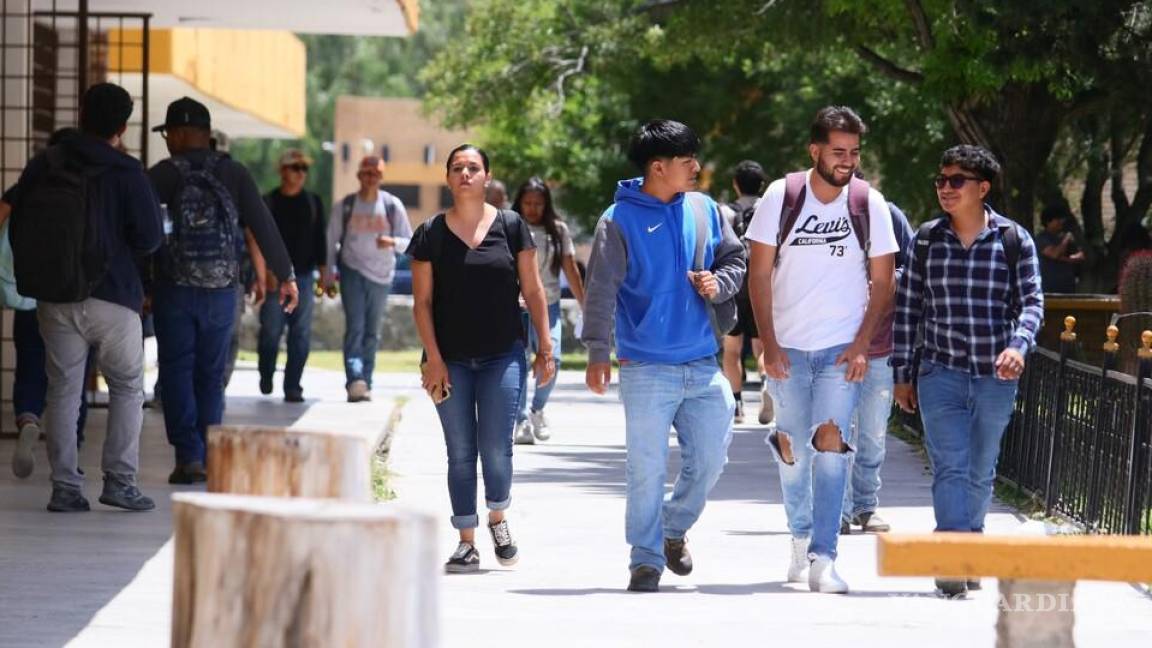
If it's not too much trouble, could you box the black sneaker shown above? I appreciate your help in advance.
[840,518,852,535]
[664,537,693,576]
[259,375,273,395]
[284,391,305,403]
[936,578,968,599]
[966,579,982,591]
[628,566,661,592]
[733,400,745,424]
[47,485,90,512]
[168,462,208,485]
[488,519,519,566]
[444,542,480,573]
[99,475,156,511]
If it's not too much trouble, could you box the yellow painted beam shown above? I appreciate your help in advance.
[878,533,1152,582]
[395,0,420,33]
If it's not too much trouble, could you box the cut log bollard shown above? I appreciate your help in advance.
[878,533,1152,648]
[171,493,437,648]
[207,425,382,501]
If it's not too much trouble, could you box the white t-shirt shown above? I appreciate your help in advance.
[745,170,898,351]
[527,220,576,304]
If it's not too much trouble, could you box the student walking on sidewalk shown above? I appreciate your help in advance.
[511,177,585,445]
[410,144,555,573]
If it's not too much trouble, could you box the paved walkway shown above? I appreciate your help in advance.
[0,367,1150,647]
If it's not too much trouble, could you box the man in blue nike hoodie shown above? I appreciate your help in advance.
[582,120,745,592]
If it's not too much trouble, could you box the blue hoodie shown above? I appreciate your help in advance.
[581,178,745,364]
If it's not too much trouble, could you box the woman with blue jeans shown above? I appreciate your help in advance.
[410,145,555,573]
[511,178,585,444]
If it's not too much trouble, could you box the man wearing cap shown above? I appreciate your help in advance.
[323,155,412,402]
[148,96,298,484]
[257,150,327,402]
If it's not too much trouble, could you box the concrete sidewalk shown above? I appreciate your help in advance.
[390,371,1152,648]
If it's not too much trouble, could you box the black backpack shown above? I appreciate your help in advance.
[10,143,108,302]
[726,200,757,298]
[164,153,241,288]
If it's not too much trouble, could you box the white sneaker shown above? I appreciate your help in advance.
[529,410,550,441]
[787,536,810,583]
[12,420,39,479]
[759,382,774,425]
[808,555,849,594]
[514,420,535,445]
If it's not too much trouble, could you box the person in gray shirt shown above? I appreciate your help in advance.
[323,155,413,402]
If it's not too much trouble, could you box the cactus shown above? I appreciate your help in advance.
[1118,250,1152,372]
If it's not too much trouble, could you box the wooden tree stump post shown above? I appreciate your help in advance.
[171,493,437,648]
[207,425,382,501]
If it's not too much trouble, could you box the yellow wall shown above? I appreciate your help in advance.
[109,28,306,137]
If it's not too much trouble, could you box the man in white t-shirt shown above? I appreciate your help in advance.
[745,106,897,593]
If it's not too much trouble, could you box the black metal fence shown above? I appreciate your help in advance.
[999,325,1152,534]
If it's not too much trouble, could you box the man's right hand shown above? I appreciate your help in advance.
[586,362,612,395]
[762,342,790,380]
[894,383,917,413]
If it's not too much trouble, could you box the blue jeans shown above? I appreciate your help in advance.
[340,263,390,389]
[153,284,237,465]
[13,308,90,443]
[517,301,562,421]
[258,275,315,395]
[916,360,1018,532]
[435,341,525,529]
[765,344,861,560]
[842,355,893,521]
[618,358,733,571]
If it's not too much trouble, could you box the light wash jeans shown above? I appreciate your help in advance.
[765,343,861,560]
[842,355,893,521]
[517,301,562,421]
[340,263,391,389]
[916,360,1018,532]
[619,358,733,571]
[38,299,144,488]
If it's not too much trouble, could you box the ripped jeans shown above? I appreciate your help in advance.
[765,343,861,560]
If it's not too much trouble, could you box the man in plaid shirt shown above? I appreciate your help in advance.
[892,144,1044,598]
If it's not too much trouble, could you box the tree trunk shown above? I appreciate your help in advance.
[171,493,438,648]
[207,425,379,502]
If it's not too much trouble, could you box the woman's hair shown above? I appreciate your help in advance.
[445,143,490,174]
[512,176,565,277]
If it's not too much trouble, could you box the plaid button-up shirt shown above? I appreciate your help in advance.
[892,209,1044,384]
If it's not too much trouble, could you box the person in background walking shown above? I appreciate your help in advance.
[511,177,585,444]
[410,144,555,574]
[1035,204,1083,294]
[486,179,510,210]
[258,149,326,402]
[324,155,411,402]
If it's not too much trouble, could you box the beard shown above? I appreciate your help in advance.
[815,159,853,188]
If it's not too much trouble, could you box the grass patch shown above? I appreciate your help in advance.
[372,454,396,502]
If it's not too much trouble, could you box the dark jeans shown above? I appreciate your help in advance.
[153,284,236,465]
[13,308,89,443]
[434,341,525,529]
[258,275,315,395]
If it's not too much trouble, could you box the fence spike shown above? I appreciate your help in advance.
[1104,325,1120,354]
[1061,316,1078,343]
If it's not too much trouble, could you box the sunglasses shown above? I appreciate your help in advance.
[284,164,309,173]
[934,174,983,190]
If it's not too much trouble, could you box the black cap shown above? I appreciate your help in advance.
[152,96,211,132]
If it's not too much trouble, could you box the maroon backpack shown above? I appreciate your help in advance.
[775,171,872,273]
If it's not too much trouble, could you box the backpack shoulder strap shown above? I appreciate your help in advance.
[776,172,808,262]
[686,192,711,271]
[912,218,942,284]
[847,176,871,256]
[998,216,1022,310]
[427,212,446,261]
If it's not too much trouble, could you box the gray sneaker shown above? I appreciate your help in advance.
[346,379,370,403]
[47,485,90,512]
[99,475,156,511]
[514,419,535,445]
[529,409,551,441]
[12,420,39,479]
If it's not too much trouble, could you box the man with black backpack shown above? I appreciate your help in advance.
[322,155,412,403]
[745,106,898,593]
[7,83,162,512]
[719,160,770,426]
[148,97,298,485]
[257,149,327,403]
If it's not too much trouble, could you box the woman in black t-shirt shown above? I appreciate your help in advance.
[409,144,556,574]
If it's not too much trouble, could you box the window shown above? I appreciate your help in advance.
[424,144,436,166]
[381,184,420,209]
[340,142,350,163]
[381,144,390,163]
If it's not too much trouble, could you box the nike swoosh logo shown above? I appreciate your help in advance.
[647,223,663,234]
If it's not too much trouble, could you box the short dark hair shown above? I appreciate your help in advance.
[810,106,867,144]
[626,119,700,171]
[1041,204,1073,226]
[732,160,766,196]
[940,144,1001,182]
[446,143,490,173]
[79,83,133,139]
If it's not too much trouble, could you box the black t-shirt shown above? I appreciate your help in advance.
[264,189,327,274]
[1035,230,1078,293]
[407,210,535,361]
